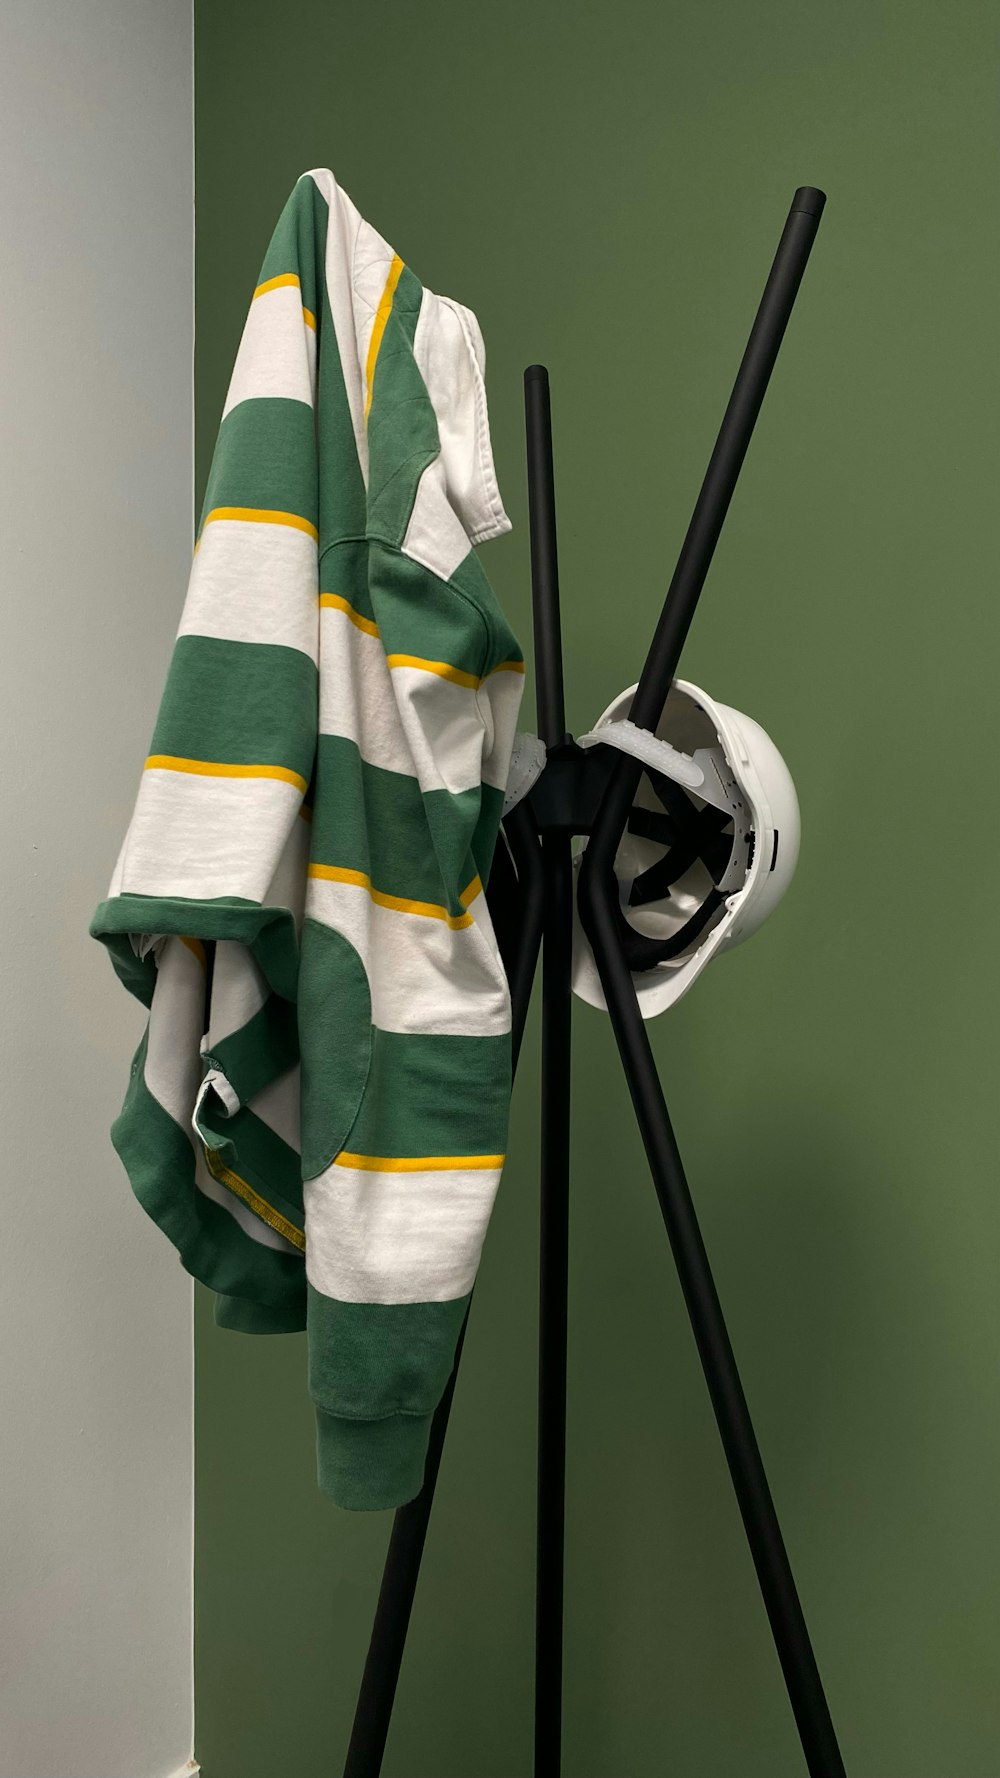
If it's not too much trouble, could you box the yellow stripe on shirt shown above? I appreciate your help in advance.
[199,505,318,541]
[145,755,308,795]
[319,604,525,689]
[333,1150,504,1173]
[203,1146,306,1251]
[308,862,480,928]
[319,592,380,637]
[364,254,405,421]
[252,271,316,331]
[385,653,479,690]
[386,653,526,689]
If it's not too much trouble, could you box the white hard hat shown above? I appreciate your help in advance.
[571,678,800,1018]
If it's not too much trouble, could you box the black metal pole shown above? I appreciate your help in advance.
[534,830,572,1778]
[524,364,573,1777]
[582,915,844,1777]
[633,185,824,733]
[577,186,844,1777]
[584,187,826,867]
[524,365,566,745]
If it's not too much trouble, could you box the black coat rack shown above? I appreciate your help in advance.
[342,186,845,1778]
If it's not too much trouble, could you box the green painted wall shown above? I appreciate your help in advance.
[193,3,999,1773]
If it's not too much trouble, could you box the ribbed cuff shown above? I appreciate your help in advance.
[214,1292,307,1334]
[314,1406,434,1511]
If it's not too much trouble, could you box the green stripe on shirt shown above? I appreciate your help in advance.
[366,269,438,547]
[114,1027,305,1310]
[149,634,317,785]
[315,232,367,550]
[345,1027,510,1159]
[195,397,319,543]
[256,171,328,327]
[310,733,480,915]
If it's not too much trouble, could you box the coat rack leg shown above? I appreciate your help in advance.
[581,900,846,1778]
[534,829,572,1776]
[575,185,843,1771]
[524,363,573,1777]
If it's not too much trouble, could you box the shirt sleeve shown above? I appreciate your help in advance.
[89,172,327,1318]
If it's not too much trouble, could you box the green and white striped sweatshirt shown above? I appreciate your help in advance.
[90,167,524,1512]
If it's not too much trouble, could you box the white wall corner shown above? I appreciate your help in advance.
[0,4,195,1778]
